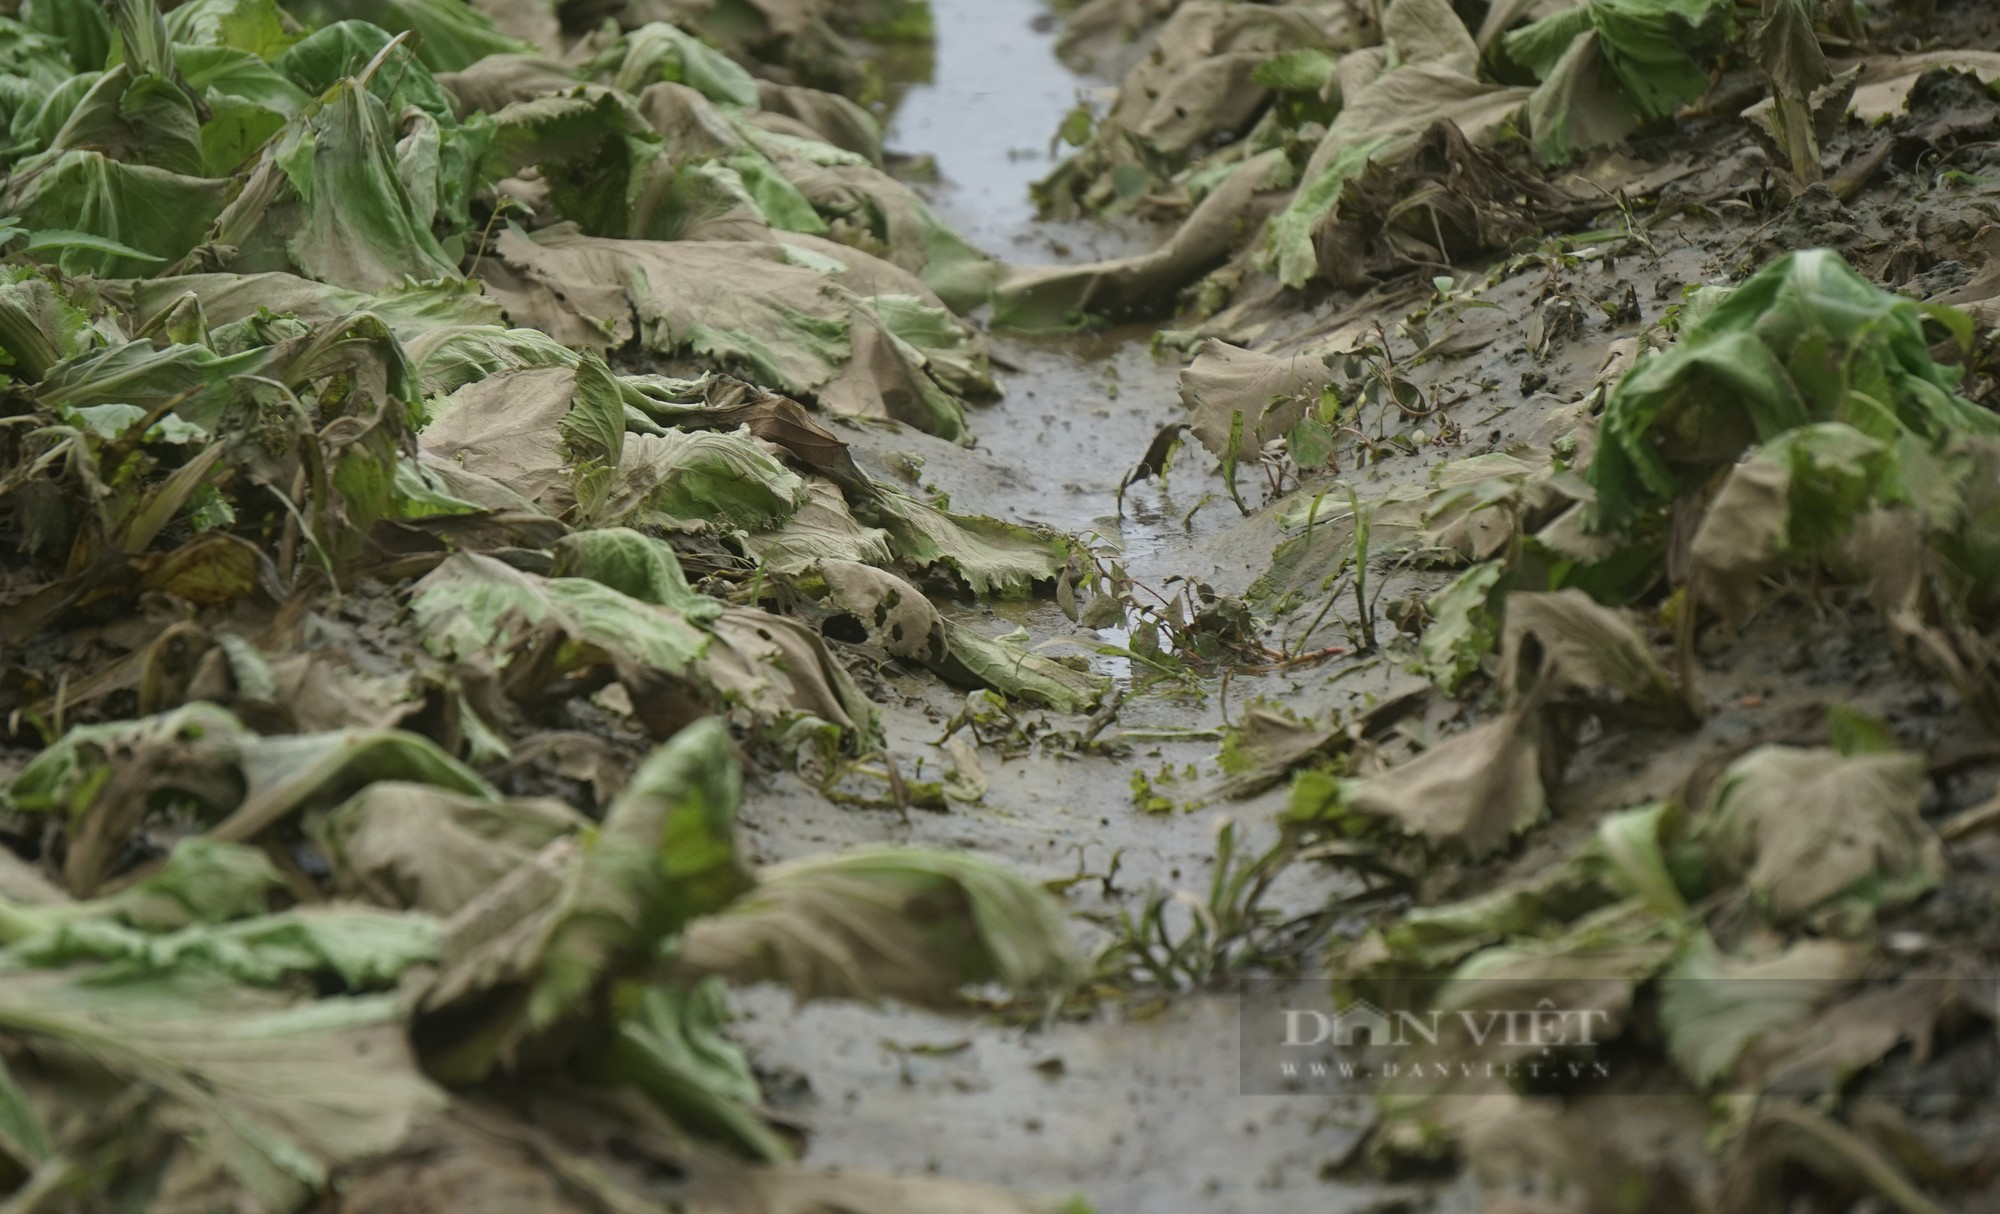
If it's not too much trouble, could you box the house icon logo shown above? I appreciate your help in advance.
[1327,1000,1394,1046]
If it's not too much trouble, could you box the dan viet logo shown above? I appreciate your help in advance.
[1281,998,1615,1051]
[1238,982,1624,1093]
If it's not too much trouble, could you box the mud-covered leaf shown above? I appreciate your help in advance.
[744,480,896,569]
[1034,2,1344,219]
[477,225,981,437]
[421,364,588,514]
[1523,30,1645,165]
[1291,709,1550,857]
[1699,744,1944,925]
[316,782,586,915]
[939,621,1109,714]
[1181,340,1335,460]
[999,148,1293,327]
[1847,50,2000,122]
[1658,934,1858,1089]
[808,559,946,663]
[0,972,444,1211]
[862,489,1069,597]
[674,847,1080,1006]
[1497,589,1679,709]
[1415,561,1502,694]
[1688,423,1897,624]
[415,718,751,1080]
[411,553,873,739]
[1267,0,1530,288]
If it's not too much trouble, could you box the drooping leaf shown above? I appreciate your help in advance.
[999,149,1296,327]
[1698,744,1944,925]
[746,480,896,569]
[208,76,462,291]
[1522,30,1646,165]
[165,0,297,58]
[1416,561,1503,694]
[410,553,875,739]
[0,1053,49,1173]
[0,971,444,1210]
[0,265,95,380]
[1180,339,1335,460]
[414,718,752,1080]
[1505,0,1733,131]
[939,621,1108,714]
[279,0,532,71]
[1753,0,1833,181]
[590,21,759,108]
[806,559,947,662]
[276,19,458,118]
[601,427,809,532]
[5,703,498,893]
[1,150,228,277]
[1291,708,1551,857]
[1588,250,1996,534]
[609,979,790,1161]
[861,488,1069,597]
[1658,933,1858,1088]
[44,62,203,175]
[476,225,982,438]
[549,527,722,621]
[316,782,586,915]
[1495,589,1680,710]
[5,904,439,988]
[1687,422,1899,623]
[673,847,1081,1006]
[412,551,711,678]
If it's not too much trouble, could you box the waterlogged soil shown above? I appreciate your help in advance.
[731,3,2000,1211]
[722,5,1397,1210]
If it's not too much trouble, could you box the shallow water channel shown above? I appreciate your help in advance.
[725,5,1411,1210]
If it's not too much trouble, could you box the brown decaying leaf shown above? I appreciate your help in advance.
[1180,340,1333,460]
[1701,745,1944,925]
[1312,120,1594,290]
[1343,707,1550,858]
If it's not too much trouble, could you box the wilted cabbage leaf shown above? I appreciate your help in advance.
[410,552,876,741]
[476,224,984,437]
[1697,744,1944,926]
[673,846,1081,1006]
[1506,0,1734,165]
[1291,708,1552,858]
[0,970,444,1212]
[1589,249,1995,534]
[315,782,587,915]
[413,717,753,1080]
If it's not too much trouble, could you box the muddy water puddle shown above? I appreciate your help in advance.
[728,3,1400,1210]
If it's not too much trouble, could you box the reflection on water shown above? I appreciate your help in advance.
[865,2,1226,686]
[873,0,1080,253]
